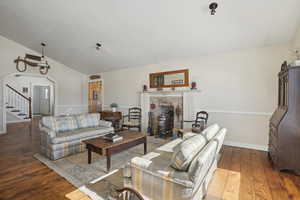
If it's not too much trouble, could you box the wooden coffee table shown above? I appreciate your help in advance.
[83,131,147,172]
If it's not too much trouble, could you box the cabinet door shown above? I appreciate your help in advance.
[88,80,102,113]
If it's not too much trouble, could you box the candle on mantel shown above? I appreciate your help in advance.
[191,82,197,90]
[143,85,147,92]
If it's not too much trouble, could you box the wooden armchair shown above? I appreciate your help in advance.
[191,111,209,133]
[178,111,209,138]
[122,107,142,132]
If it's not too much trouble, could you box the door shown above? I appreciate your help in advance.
[88,80,102,113]
[33,86,51,115]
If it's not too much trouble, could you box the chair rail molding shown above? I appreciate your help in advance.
[56,105,88,108]
[56,105,88,116]
[104,105,272,117]
[203,109,272,116]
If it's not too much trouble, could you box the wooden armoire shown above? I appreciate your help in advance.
[269,61,300,174]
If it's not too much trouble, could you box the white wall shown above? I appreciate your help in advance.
[0,35,88,133]
[294,26,300,49]
[102,44,292,150]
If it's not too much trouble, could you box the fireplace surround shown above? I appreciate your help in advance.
[148,97,180,137]
[140,90,200,135]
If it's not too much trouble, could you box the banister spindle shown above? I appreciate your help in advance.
[17,93,19,109]
[9,90,12,106]
[7,90,10,106]
[28,97,32,119]
[21,98,24,114]
[5,84,32,119]
[14,92,16,108]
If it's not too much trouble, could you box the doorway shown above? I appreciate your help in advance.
[2,73,56,134]
[88,79,103,113]
[33,86,53,116]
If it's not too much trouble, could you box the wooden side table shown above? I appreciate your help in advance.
[100,110,122,132]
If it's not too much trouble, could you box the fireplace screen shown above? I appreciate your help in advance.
[148,96,183,137]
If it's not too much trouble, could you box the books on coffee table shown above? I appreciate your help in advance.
[103,133,123,142]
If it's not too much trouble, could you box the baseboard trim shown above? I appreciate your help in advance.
[224,141,268,151]
[6,119,31,124]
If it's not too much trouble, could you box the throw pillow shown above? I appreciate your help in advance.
[201,124,220,141]
[54,116,78,132]
[171,134,207,171]
[75,113,100,128]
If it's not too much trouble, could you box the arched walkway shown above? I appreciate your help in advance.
[2,73,57,133]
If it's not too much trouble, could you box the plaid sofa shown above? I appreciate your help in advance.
[39,113,113,160]
[124,124,226,200]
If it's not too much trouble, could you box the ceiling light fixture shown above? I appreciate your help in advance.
[15,42,50,75]
[96,43,102,50]
[209,2,218,15]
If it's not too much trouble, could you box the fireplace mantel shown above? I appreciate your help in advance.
[140,89,200,132]
[138,89,201,95]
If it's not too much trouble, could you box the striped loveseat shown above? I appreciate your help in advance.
[39,113,113,160]
[124,124,226,200]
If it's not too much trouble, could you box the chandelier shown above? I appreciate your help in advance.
[15,43,50,75]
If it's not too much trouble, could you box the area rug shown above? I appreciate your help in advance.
[34,136,168,188]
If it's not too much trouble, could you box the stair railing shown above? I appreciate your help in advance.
[6,84,32,119]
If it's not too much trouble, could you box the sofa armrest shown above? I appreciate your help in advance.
[99,120,112,127]
[39,122,57,149]
[39,122,56,138]
[130,157,194,188]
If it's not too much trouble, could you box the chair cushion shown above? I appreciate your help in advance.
[75,113,100,128]
[42,116,78,132]
[201,123,220,141]
[171,134,207,171]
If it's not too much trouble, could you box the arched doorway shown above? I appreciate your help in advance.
[2,73,57,133]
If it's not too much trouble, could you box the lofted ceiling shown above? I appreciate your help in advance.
[0,0,300,74]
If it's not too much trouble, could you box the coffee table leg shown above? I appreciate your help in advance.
[88,149,91,164]
[107,149,111,172]
[144,139,147,155]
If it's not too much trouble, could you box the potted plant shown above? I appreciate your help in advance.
[110,103,118,112]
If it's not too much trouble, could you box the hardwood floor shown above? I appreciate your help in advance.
[0,118,75,200]
[0,118,300,200]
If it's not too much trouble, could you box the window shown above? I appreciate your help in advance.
[45,88,49,99]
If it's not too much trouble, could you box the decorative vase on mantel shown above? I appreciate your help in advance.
[143,85,148,92]
[110,103,118,112]
[191,82,197,90]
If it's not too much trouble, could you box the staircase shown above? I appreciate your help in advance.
[5,84,32,121]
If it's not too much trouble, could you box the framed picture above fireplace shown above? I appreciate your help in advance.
[149,69,189,88]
